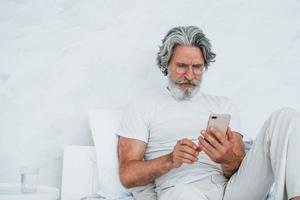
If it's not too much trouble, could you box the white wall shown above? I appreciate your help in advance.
[0,0,300,189]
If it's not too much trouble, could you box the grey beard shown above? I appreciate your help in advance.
[167,76,201,100]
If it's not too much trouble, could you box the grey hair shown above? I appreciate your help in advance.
[156,26,216,76]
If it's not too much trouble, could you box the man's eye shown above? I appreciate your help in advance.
[178,64,187,68]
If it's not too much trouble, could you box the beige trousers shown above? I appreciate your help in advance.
[158,107,300,200]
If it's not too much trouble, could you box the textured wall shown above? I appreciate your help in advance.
[0,0,300,188]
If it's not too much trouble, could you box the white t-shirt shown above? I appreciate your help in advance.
[118,88,247,191]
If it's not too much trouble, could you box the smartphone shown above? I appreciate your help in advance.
[206,114,231,134]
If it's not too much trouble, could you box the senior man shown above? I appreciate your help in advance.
[117,26,300,200]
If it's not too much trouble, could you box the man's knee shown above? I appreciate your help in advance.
[263,107,300,145]
[271,107,300,123]
[259,107,300,144]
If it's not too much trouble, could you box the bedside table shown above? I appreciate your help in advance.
[0,183,59,200]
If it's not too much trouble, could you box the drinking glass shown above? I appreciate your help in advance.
[20,166,39,193]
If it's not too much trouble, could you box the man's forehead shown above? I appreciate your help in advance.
[173,45,204,59]
[173,57,204,65]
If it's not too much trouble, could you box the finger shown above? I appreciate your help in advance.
[198,130,222,148]
[179,145,199,158]
[180,138,198,150]
[199,138,219,161]
[200,144,215,160]
[198,133,206,150]
[199,136,219,156]
[198,130,208,141]
[209,127,229,145]
[178,151,198,162]
[178,157,195,164]
[201,131,223,150]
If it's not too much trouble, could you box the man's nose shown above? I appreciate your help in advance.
[184,67,195,80]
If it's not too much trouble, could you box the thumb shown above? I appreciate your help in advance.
[197,145,202,152]
[226,127,233,140]
[196,139,202,152]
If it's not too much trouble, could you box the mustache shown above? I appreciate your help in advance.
[175,79,199,86]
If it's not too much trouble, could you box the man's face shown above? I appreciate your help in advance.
[167,45,205,100]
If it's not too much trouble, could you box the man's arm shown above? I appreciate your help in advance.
[118,136,199,188]
[198,127,245,178]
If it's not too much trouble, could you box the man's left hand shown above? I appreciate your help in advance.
[198,126,245,178]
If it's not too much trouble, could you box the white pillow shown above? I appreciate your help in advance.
[89,108,132,199]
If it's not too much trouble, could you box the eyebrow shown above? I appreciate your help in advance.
[176,62,188,67]
[192,64,204,67]
[176,62,204,67]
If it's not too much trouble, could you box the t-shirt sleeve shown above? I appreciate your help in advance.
[117,103,149,143]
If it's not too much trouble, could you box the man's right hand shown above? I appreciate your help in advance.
[170,138,200,168]
[119,137,200,188]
